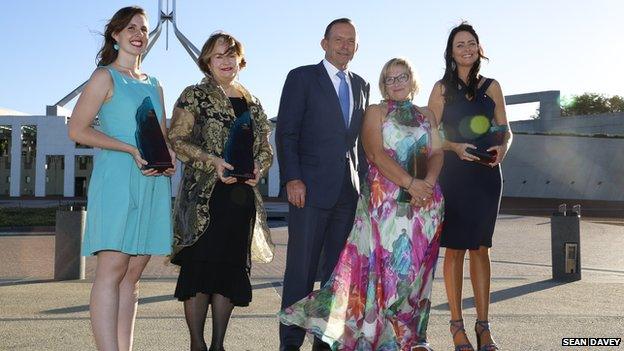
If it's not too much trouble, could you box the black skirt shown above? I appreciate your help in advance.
[174,182,255,306]
[438,151,502,250]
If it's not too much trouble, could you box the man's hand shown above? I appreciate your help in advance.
[286,179,306,208]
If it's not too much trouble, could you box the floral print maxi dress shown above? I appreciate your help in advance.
[279,100,444,350]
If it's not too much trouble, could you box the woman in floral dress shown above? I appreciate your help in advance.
[279,58,444,351]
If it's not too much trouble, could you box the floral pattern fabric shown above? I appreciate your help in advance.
[279,100,444,350]
[168,76,274,264]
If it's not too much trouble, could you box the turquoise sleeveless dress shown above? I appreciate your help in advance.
[82,67,172,256]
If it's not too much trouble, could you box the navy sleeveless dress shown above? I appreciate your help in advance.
[438,78,502,250]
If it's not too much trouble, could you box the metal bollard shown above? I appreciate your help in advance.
[550,204,581,281]
[54,205,86,280]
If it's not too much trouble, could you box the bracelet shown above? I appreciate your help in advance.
[423,180,434,188]
[404,177,415,190]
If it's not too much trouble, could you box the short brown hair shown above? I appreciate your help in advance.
[378,57,420,100]
[324,18,355,39]
[198,32,246,76]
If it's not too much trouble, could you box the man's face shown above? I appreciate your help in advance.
[321,22,358,70]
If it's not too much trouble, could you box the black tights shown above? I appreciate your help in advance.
[183,292,234,351]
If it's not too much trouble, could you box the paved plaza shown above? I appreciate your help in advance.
[1,213,623,350]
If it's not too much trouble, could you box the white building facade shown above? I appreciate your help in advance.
[0,110,278,198]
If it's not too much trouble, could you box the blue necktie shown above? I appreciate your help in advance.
[336,71,350,127]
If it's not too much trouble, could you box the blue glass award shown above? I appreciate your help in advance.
[223,111,255,181]
[134,96,173,172]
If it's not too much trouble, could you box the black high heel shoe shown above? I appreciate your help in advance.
[450,319,474,351]
[474,320,499,350]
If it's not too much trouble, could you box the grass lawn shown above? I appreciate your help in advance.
[0,207,57,227]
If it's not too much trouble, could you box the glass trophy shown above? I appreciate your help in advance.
[469,126,507,166]
[134,96,173,172]
[466,147,497,165]
[397,152,428,203]
[223,111,255,181]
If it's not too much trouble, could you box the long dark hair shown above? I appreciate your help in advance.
[96,6,147,67]
[441,22,488,103]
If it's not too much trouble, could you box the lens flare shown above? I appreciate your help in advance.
[470,115,490,135]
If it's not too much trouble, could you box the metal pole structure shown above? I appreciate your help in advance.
[50,0,199,111]
[171,0,200,63]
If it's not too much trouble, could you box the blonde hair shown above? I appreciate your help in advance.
[378,57,420,100]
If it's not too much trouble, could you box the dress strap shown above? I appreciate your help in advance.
[102,66,120,86]
[478,78,494,93]
[148,75,159,87]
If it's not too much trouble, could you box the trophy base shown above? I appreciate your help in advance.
[466,148,497,165]
[224,170,255,182]
[144,161,173,172]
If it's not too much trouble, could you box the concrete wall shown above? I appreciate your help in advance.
[511,113,624,136]
[505,90,624,136]
[502,134,624,201]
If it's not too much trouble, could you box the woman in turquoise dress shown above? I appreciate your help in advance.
[279,58,444,350]
[68,6,174,350]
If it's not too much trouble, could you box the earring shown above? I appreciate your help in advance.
[451,61,456,70]
[113,43,119,51]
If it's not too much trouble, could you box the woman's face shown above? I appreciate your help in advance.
[384,64,412,101]
[112,14,149,56]
[452,30,479,68]
[206,40,241,84]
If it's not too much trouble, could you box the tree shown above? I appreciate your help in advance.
[561,93,624,116]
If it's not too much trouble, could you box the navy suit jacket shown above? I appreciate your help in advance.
[276,61,370,209]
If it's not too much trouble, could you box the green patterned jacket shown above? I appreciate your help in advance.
[168,75,274,264]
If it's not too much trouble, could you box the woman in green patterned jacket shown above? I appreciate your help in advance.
[167,32,274,351]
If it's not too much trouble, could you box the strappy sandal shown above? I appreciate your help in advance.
[450,319,474,351]
[475,320,500,350]
[412,339,434,350]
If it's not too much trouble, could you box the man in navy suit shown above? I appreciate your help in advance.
[276,18,370,351]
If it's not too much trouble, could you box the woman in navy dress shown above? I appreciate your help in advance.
[428,23,512,351]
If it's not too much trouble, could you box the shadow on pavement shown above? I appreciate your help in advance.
[41,280,284,315]
[432,278,568,311]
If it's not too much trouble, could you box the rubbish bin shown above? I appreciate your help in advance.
[550,204,581,281]
[54,205,86,280]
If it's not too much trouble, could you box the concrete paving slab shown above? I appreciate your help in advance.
[1,215,623,350]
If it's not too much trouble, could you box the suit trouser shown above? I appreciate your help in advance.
[279,168,358,349]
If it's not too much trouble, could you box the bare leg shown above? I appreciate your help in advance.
[444,248,471,346]
[117,255,151,351]
[209,293,234,351]
[90,251,130,351]
[184,292,210,351]
[469,246,494,346]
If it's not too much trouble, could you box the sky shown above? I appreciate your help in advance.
[0,0,622,121]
